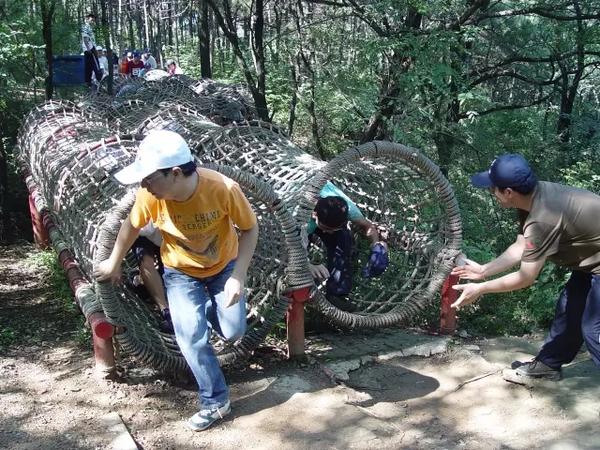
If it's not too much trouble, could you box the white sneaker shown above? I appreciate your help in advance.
[186,400,231,431]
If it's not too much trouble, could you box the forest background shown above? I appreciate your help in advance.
[1,0,599,337]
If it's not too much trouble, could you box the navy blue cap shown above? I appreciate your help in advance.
[471,154,537,192]
[133,51,141,57]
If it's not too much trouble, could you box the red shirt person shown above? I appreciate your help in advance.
[126,51,145,78]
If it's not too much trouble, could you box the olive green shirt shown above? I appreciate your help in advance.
[522,181,600,274]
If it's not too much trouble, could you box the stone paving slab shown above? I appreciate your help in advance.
[306,327,451,361]
[305,327,452,382]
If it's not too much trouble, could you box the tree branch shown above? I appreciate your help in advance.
[446,0,491,31]
[459,93,552,119]
[475,5,600,23]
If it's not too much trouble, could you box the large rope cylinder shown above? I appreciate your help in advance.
[18,75,461,374]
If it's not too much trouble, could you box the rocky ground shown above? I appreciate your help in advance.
[1,243,598,450]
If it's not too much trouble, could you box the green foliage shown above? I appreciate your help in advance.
[2,0,600,339]
[73,327,92,349]
[516,264,568,329]
[24,250,90,348]
[0,327,17,351]
[173,43,202,80]
[26,250,77,313]
[560,160,600,194]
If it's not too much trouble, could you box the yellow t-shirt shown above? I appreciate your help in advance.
[129,168,257,278]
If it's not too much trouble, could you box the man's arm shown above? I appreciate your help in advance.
[352,217,380,246]
[232,223,259,281]
[451,257,546,309]
[452,234,526,280]
[93,215,142,283]
[224,222,259,307]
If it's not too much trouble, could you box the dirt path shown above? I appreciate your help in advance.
[1,244,598,449]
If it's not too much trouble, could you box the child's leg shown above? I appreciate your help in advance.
[139,252,168,311]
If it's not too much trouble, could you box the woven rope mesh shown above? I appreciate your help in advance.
[18,75,461,373]
[305,142,462,328]
[17,82,308,371]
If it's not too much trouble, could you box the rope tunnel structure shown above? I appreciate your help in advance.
[17,73,462,374]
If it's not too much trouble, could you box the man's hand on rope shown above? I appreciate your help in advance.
[224,276,244,307]
[93,259,122,284]
[451,258,486,281]
[451,283,484,309]
[309,263,330,281]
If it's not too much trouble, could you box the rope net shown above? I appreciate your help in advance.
[17,74,461,374]
[308,142,462,327]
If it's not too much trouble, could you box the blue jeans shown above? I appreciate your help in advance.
[537,271,600,369]
[162,260,247,408]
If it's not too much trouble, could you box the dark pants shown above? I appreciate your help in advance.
[537,271,600,369]
[84,49,102,85]
[314,228,354,296]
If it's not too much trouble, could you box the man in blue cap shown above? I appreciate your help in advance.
[452,154,600,382]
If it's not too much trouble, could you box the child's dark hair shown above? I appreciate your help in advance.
[159,160,197,177]
[315,196,348,229]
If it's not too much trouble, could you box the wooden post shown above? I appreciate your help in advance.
[88,312,116,375]
[440,273,459,334]
[286,287,311,358]
[28,194,49,249]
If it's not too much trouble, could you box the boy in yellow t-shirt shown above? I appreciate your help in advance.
[94,130,258,431]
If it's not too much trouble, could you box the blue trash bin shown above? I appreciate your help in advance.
[53,55,85,86]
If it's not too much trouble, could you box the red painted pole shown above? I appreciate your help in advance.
[286,287,311,358]
[88,312,115,374]
[28,194,50,249]
[440,273,459,334]
[88,311,115,340]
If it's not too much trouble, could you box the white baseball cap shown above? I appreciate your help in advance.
[114,130,193,185]
[96,46,103,51]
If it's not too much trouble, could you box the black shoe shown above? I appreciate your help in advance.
[510,360,526,369]
[515,359,562,380]
[158,308,174,333]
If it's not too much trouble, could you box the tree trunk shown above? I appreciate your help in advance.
[156,9,164,67]
[359,10,422,143]
[556,3,585,145]
[250,0,267,119]
[166,16,172,47]
[143,0,150,48]
[0,122,7,243]
[98,0,113,94]
[296,49,325,159]
[40,0,55,100]
[207,0,269,120]
[199,0,212,78]
[128,15,136,49]
[288,60,298,137]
